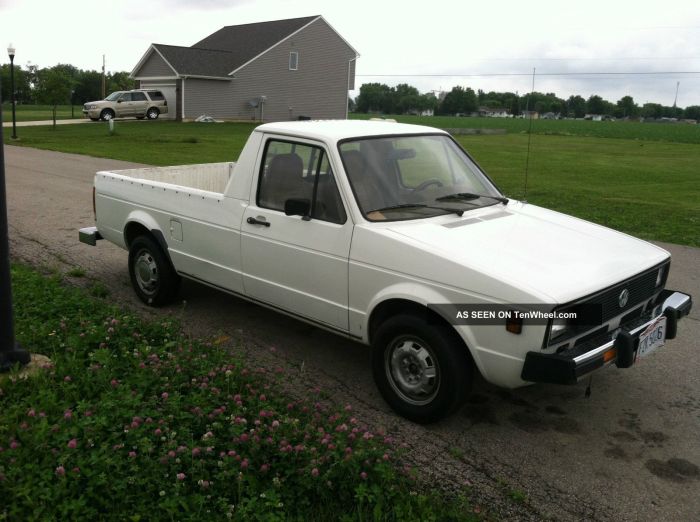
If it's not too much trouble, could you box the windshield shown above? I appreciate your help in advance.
[105,92,122,101]
[338,134,503,221]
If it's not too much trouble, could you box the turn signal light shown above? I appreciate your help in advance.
[603,347,617,363]
[505,315,523,334]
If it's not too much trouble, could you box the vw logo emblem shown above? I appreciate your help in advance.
[618,289,630,308]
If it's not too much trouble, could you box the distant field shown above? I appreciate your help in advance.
[1,104,81,122]
[350,113,700,144]
[4,120,699,246]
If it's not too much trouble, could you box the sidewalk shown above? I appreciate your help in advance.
[2,118,92,128]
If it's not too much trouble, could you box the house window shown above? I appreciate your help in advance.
[289,51,298,71]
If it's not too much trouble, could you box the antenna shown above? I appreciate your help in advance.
[523,67,536,200]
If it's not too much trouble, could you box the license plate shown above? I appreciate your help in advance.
[637,316,667,360]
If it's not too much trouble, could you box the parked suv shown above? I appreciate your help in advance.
[82,90,168,121]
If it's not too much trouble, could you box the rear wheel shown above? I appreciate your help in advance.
[146,107,160,120]
[372,313,472,423]
[128,235,180,306]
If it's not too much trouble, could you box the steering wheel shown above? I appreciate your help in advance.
[413,178,444,192]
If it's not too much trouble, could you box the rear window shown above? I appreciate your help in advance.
[147,91,165,101]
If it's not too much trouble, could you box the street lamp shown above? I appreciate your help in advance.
[7,44,17,140]
[0,65,30,371]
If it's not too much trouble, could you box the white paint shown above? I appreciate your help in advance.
[93,120,673,390]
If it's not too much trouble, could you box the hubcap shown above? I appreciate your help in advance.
[134,249,159,295]
[103,112,112,120]
[385,336,440,406]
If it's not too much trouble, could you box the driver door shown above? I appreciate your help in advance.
[116,93,133,116]
[241,137,352,331]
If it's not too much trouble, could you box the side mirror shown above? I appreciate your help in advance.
[117,99,123,103]
[284,198,311,218]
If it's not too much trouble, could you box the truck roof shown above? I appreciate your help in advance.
[254,119,447,143]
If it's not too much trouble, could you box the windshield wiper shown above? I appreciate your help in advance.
[436,192,509,205]
[366,203,465,217]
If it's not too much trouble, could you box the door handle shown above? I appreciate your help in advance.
[247,216,270,227]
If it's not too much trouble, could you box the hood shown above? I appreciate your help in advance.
[381,202,669,304]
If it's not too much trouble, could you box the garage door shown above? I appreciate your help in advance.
[140,83,177,120]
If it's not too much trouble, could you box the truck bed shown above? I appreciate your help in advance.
[108,162,235,194]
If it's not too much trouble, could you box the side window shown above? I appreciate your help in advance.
[257,140,346,224]
[119,93,132,102]
[147,91,165,101]
[131,92,147,101]
[289,51,298,71]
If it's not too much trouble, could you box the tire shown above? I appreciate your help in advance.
[372,313,472,423]
[128,235,180,306]
[146,107,160,120]
[100,109,114,121]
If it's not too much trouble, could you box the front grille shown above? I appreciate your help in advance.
[547,261,668,347]
[596,268,659,323]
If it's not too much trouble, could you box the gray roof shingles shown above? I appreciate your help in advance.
[151,16,319,78]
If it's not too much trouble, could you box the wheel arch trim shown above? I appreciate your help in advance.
[123,212,174,267]
[364,283,481,369]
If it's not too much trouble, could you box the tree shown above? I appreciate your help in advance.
[615,95,638,118]
[35,68,74,128]
[566,95,586,118]
[586,95,606,115]
[1,63,30,104]
[683,105,700,120]
[355,83,392,113]
[641,103,663,119]
[73,70,103,104]
[439,86,477,115]
[108,71,135,93]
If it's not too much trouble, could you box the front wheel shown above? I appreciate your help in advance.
[128,235,180,306]
[372,313,472,423]
[100,109,114,121]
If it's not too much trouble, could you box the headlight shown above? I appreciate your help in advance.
[549,317,571,343]
[87,105,98,109]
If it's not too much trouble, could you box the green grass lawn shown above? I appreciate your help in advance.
[351,113,700,144]
[4,120,699,246]
[0,263,477,520]
[2,104,82,122]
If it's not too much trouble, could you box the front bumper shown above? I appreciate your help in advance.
[521,290,692,384]
[82,109,101,118]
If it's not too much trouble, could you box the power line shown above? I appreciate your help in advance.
[357,71,700,77]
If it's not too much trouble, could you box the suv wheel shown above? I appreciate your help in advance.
[146,108,160,120]
[100,109,115,121]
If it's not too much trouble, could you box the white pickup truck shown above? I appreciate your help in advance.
[79,120,692,423]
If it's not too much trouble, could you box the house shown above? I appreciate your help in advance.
[477,107,509,118]
[131,16,358,121]
[518,110,539,119]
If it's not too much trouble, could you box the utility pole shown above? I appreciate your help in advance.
[0,76,31,372]
[101,55,106,99]
[672,81,680,108]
